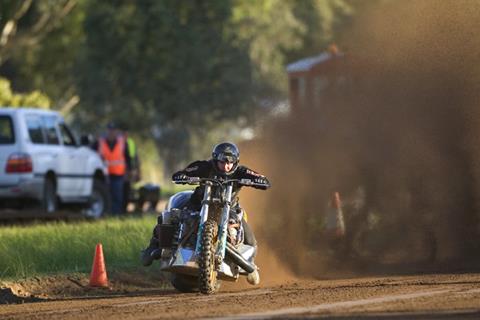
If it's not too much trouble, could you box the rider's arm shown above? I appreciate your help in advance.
[236,166,271,190]
[172,160,209,181]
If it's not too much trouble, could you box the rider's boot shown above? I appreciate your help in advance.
[141,237,161,266]
[246,244,260,285]
[247,268,260,285]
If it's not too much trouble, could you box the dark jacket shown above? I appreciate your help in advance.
[172,160,270,209]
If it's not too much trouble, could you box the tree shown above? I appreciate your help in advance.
[229,0,305,95]
[76,1,253,171]
[229,0,356,97]
[0,77,50,107]
[0,0,77,66]
[288,0,354,60]
[0,0,81,111]
[1,0,369,175]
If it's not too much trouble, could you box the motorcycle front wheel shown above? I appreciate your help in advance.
[198,219,221,294]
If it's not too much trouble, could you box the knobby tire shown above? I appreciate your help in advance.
[198,219,219,294]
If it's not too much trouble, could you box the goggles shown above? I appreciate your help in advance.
[217,153,237,164]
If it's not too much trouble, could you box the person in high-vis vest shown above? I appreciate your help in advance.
[97,122,131,215]
[121,125,141,212]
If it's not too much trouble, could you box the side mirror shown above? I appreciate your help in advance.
[80,134,94,147]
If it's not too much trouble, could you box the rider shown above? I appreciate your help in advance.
[141,142,270,266]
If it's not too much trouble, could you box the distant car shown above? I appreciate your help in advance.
[0,107,110,218]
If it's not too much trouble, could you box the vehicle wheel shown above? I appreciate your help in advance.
[42,178,58,214]
[85,179,111,219]
[170,274,198,293]
[198,219,221,294]
[148,199,159,212]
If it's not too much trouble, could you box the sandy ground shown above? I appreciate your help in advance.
[0,272,479,319]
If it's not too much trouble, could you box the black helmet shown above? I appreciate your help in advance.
[212,142,240,174]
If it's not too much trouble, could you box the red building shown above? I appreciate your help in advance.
[286,46,354,114]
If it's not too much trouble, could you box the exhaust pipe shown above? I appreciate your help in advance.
[225,242,256,274]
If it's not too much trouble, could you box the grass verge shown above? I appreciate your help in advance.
[0,215,157,280]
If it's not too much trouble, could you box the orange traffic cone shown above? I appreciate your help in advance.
[332,192,346,237]
[89,243,109,287]
[325,192,346,237]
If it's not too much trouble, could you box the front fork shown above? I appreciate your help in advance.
[195,184,212,256]
[216,185,233,262]
[194,184,233,268]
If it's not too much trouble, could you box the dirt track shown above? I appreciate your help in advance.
[1,273,479,319]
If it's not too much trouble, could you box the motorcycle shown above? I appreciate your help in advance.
[154,177,263,294]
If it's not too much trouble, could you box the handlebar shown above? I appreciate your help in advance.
[172,177,266,188]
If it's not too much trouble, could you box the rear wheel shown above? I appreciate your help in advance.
[84,179,111,219]
[42,178,58,214]
[170,274,198,293]
[198,219,220,294]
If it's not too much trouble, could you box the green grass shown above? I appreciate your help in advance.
[0,215,157,280]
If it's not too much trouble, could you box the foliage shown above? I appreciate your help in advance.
[0,0,367,173]
[229,0,357,95]
[134,137,165,184]
[0,77,50,107]
[76,1,253,171]
[15,2,85,111]
[0,216,156,279]
[287,0,355,61]
[0,0,83,111]
[0,0,78,66]
[230,0,305,95]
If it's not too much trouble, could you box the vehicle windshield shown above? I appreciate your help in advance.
[0,115,14,144]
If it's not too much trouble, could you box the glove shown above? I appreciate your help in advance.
[254,177,269,186]
[173,173,188,182]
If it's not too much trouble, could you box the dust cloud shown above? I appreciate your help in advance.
[241,0,480,279]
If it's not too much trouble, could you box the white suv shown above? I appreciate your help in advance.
[0,107,110,218]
